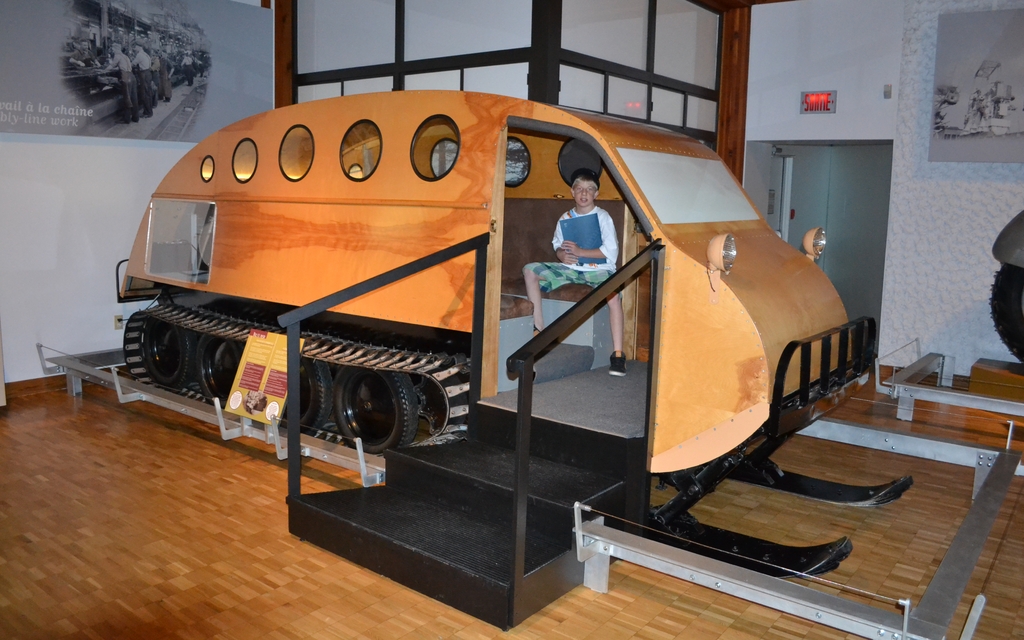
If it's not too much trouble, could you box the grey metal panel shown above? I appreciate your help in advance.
[804,419,990,466]
[891,353,943,385]
[578,520,947,640]
[913,452,1019,629]
[894,383,1024,419]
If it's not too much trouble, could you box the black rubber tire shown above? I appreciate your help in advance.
[122,312,153,382]
[124,313,196,388]
[195,334,243,402]
[282,358,334,430]
[333,367,420,453]
[992,263,1024,362]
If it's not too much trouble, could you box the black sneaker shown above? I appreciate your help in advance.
[609,353,626,377]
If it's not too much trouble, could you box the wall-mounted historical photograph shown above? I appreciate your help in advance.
[930,8,1024,163]
[0,0,272,143]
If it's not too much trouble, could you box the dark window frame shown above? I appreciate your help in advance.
[232,138,259,184]
[292,0,722,146]
[340,119,384,182]
[278,123,315,182]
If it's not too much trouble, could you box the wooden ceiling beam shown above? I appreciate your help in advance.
[699,0,793,12]
[716,7,751,180]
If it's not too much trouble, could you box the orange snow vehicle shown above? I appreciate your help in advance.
[119,91,904,627]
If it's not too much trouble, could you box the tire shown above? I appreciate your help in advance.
[333,367,420,453]
[195,334,243,402]
[991,263,1024,362]
[124,312,196,388]
[282,358,333,430]
[412,374,450,435]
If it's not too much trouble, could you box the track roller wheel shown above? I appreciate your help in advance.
[412,374,450,435]
[123,312,196,388]
[195,334,243,402]
[333,367,420,453]
[281,358,334,430]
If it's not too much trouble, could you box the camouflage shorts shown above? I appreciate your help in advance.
[524,262,611,292]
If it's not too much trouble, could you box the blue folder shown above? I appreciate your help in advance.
[559,214,606,264]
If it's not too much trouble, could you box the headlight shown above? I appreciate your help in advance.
[707,233,736,274]
[803,227,826,260]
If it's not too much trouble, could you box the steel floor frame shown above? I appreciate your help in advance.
[36,345,385,487]
[877,346,1024,426]
[39,345,1019,638]
[577,415,1020,640]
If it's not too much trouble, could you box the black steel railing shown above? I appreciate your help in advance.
[766,316,877,437]
[278,233,489,498]
[504,240,664,614]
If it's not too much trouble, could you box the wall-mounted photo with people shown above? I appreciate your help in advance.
[0,0,271,143]
[929,8,1024,163]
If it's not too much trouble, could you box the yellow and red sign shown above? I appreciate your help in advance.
[225,329,300,425]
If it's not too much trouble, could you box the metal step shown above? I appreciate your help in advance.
[385,440,625,543]
[289,486,580,629]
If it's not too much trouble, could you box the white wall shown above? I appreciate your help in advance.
[0,0,268,384]
[747,0,1024,374]
[746,0,903,142]
[882,0,1024,372]
[0,135,189,382]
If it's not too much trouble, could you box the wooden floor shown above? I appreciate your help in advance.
[2,374,1024,640]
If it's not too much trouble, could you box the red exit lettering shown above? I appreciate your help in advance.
[801,91,836,114]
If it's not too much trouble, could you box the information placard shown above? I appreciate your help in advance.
[225,329,300,425]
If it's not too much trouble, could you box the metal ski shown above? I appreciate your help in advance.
[729,458,913,507]
[647,512,853,578]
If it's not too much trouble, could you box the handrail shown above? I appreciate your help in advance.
[504,239,664,614]
[507,240,664,374]
[767,316,876,437]
[278,233,490,498]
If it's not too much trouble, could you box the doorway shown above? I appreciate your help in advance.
[745,142,893,325]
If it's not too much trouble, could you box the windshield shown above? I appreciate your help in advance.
[617,148,759,224]
[145,199,216,284]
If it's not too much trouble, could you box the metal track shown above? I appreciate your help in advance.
[136,303,470,424]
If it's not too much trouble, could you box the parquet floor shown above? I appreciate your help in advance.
[2,376,1023,640]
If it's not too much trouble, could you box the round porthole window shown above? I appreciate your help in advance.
[340,120,382,181]
[232,138,258,183]
[279,124,314,182]
[505,137,530,187]
[557,139,602,187]
[411,115,460,181]
[200,155,215,182]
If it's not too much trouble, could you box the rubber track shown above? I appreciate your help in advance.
[141,303,470,421]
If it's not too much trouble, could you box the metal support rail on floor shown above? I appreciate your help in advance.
[574,445,1018,639]
[803,418,1024,492]
[36,344,385,487]
[876,346,1024,423]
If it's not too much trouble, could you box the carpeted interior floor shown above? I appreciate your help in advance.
[480,360,648,438]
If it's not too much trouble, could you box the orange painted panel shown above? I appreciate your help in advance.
[123,91,856,470]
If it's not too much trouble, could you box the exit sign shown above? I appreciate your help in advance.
[800,90,837,114]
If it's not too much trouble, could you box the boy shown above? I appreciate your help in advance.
[522,168,627,376]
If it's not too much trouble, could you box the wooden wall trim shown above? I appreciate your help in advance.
[716,7,751,182]
[275,0,295,108]
[0,314,5,407]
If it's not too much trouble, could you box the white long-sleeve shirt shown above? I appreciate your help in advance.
[551,206,618,272]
